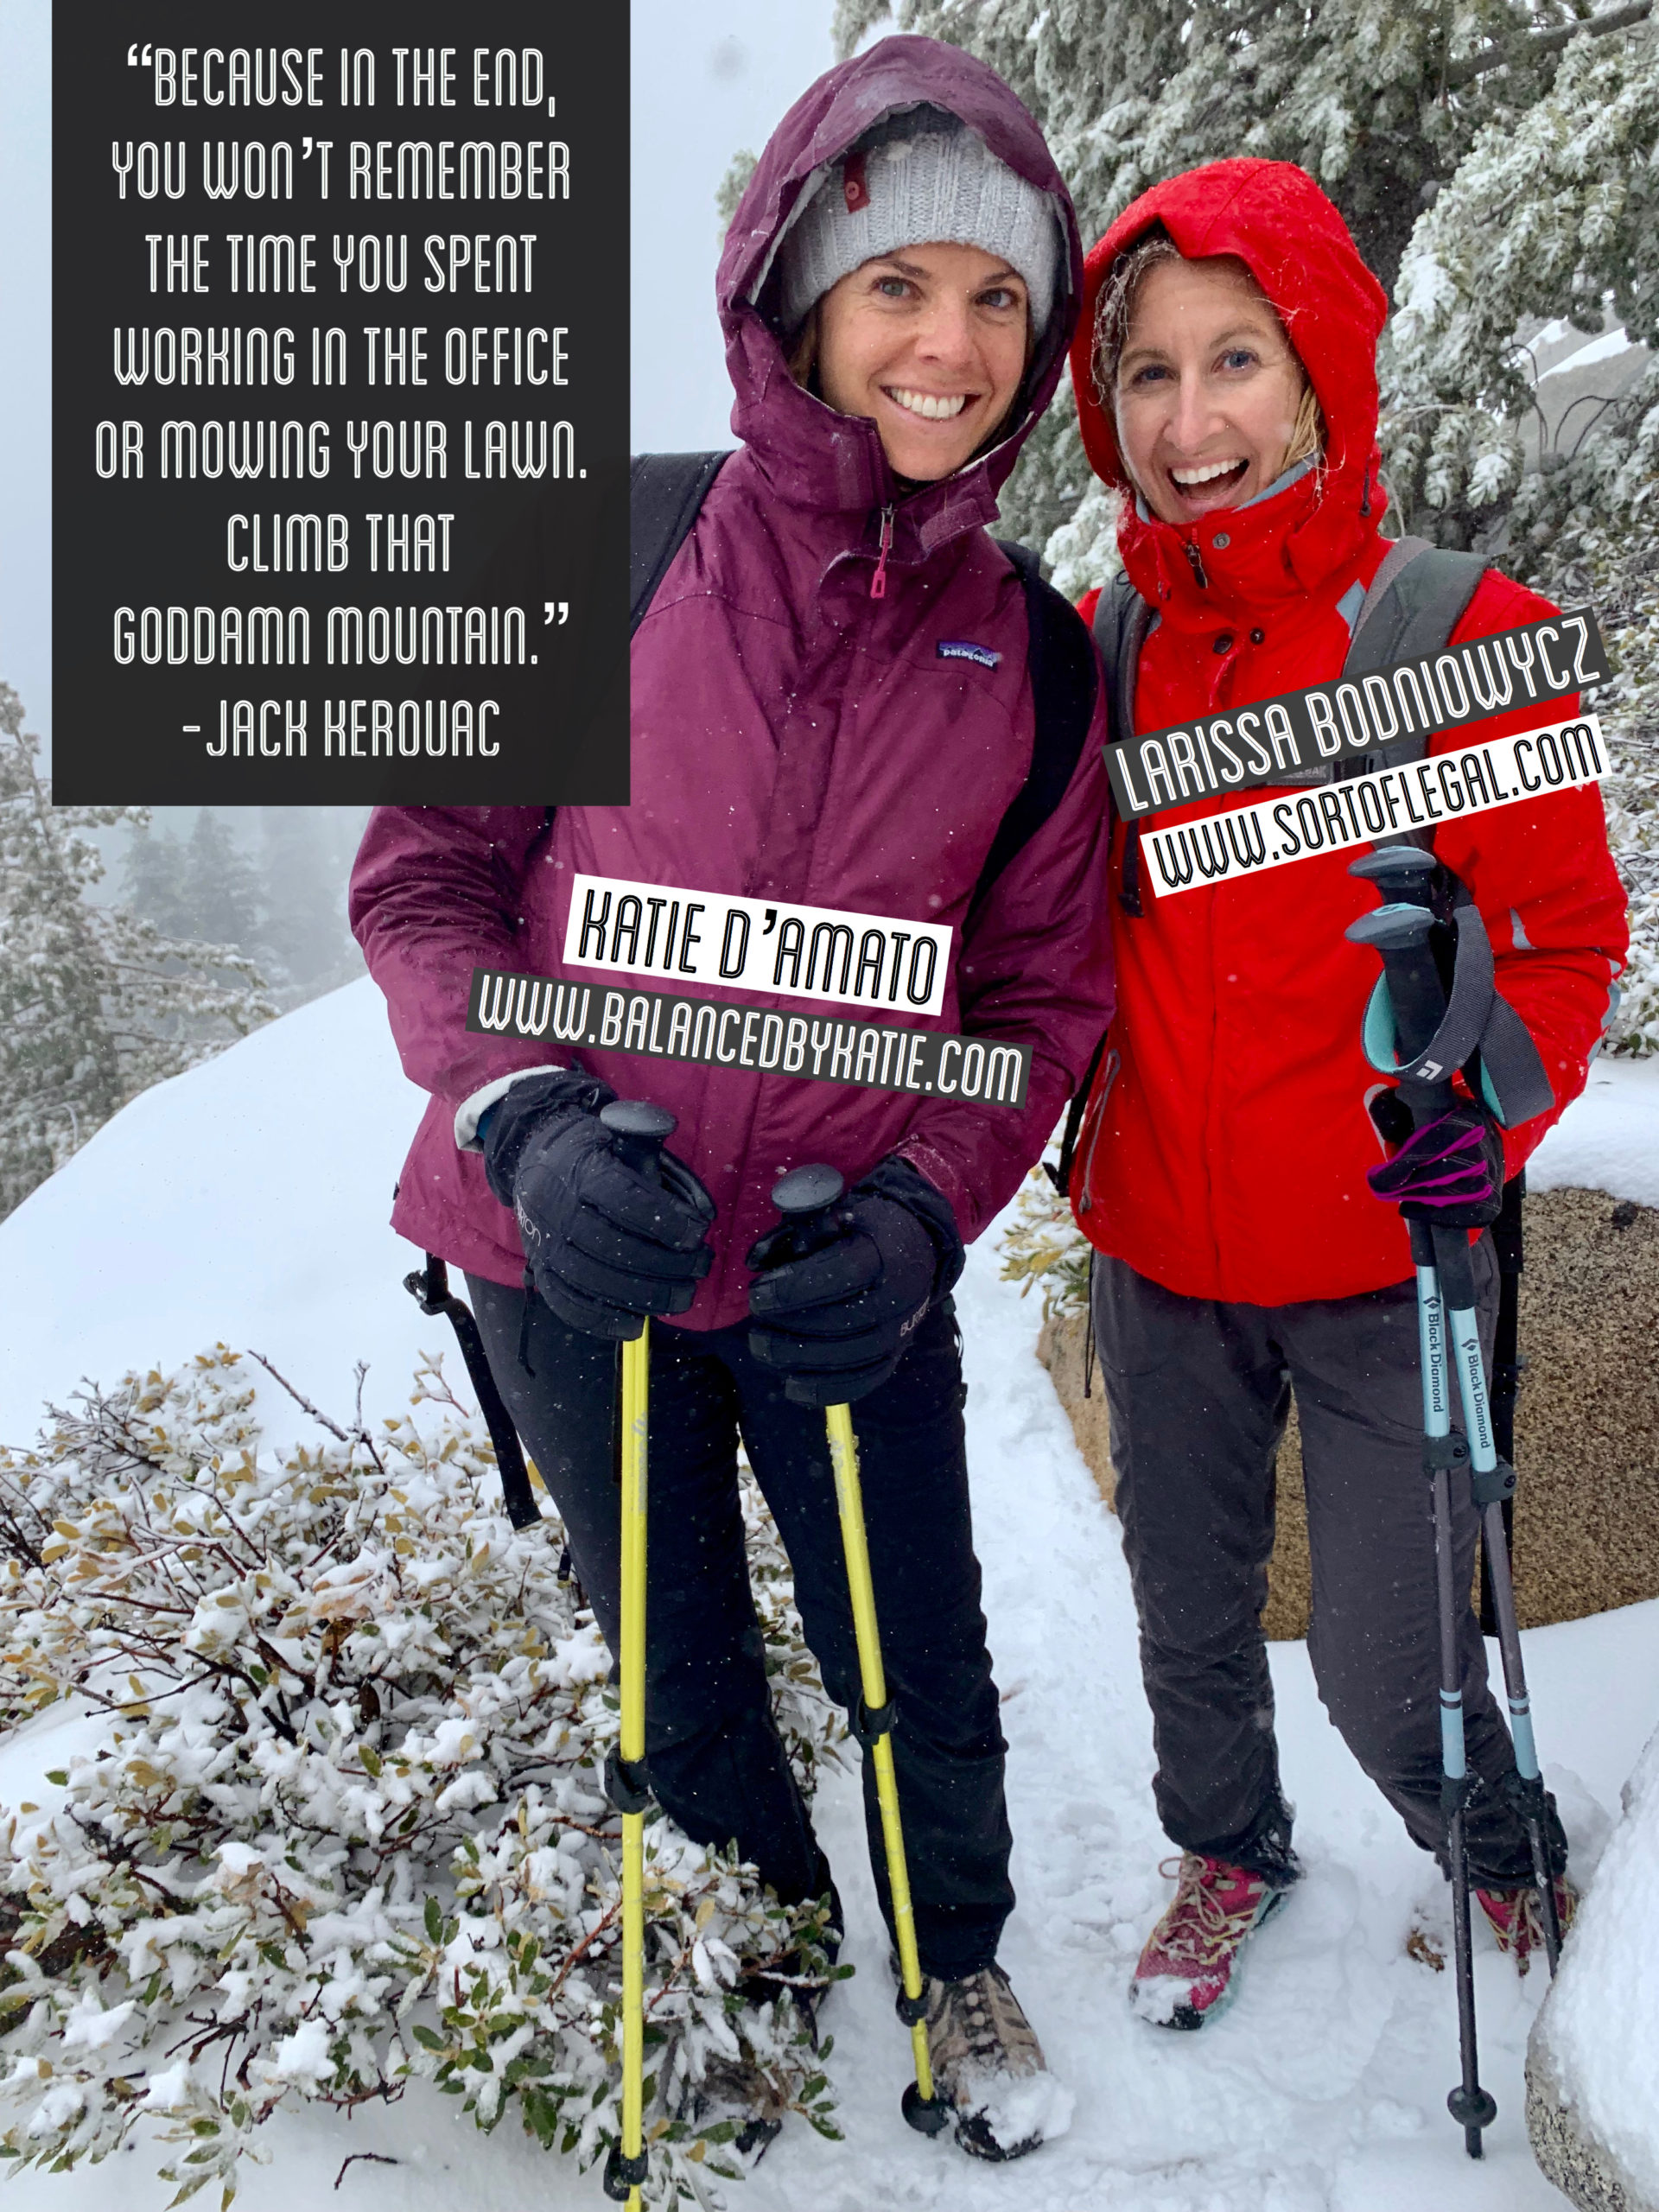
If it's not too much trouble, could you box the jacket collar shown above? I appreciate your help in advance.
[1118,456,1385,630]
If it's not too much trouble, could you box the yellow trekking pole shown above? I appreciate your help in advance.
[600,1101,675,2208]
[769,1167,951,2140]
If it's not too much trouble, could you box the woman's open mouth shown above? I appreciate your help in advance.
[1166,456,1250,511]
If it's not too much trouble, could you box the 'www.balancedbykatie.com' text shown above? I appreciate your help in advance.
[466,969,1030,1106]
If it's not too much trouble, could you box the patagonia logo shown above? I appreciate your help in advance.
[938,640,1001,669]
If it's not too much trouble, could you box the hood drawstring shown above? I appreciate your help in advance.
[1184,539,1209,591]
[871,503,895,599]
[1360,460,1373,517]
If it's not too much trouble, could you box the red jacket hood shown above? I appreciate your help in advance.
[1069,161,1391,620]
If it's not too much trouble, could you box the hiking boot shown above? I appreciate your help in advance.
[907,1962,1066,2161]
[1130,1853,1289,2030]
[1475,1875,1578,1974]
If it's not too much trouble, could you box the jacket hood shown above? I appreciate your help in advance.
[1068,161,1390,613]
[716,35,1084,526]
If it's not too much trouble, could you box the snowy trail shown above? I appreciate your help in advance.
[3,989,1656,2209]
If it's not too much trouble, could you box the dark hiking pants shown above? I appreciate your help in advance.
[1092,1244,1565,1889]
[467,1276,1014,1980]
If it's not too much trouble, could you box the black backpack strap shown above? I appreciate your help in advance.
[1044,1029,1112,1195]
[1338,538,1486,784]
[1092,573,1155,916]
[404,1255,542,1531]
[1341,537,1486,681]
[966,540,1101,923]
[630,450,732,636]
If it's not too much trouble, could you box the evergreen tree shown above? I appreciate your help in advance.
[252,806,369,1006]
[119,817,191,939]
[180,809,264,950]
[0,687,274,1220]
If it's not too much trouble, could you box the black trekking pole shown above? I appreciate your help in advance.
[1483,1173,1524,1639]
[1347,855,1526,1649]
[1345,892,1496,2157]
[1347,887,1564,1982]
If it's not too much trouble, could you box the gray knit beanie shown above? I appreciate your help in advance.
[776,111,1061,340]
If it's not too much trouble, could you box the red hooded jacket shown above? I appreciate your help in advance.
[1067,161,1628,1306]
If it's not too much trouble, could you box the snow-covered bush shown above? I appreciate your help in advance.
[999,1163,1092,1320]
[0,1349,844,2205]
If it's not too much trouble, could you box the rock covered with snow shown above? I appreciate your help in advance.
[1528,1722,1659,2211]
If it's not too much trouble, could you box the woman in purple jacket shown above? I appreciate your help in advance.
[352,36,1111,2161]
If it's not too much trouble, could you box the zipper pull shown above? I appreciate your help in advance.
[1185,540,1209,590]
[871,504,894,599]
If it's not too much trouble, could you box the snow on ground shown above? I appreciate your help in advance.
[1527,1051,1659,1210]
[2,989,1657,2210]
[0,980,435,1456]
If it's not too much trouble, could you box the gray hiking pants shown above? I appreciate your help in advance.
[1093,1243,1564,1888]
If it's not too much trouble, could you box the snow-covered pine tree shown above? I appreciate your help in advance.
[832,0,1646,590]
[0,686,274,1219]
[119,817,191,940]
[1379,22,1659,1043]
[252,805,369,1007]
[180,808,264,950]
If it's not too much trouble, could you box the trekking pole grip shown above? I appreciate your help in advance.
[1344,902,1456,1122]
[601,1097,677,1179]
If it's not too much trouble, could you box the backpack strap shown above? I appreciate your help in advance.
[630,450,732,637]
[966,540,1102,922]
[1340,536,1486,686]
[1091,573,1155,916]
[403,1255,541,1530]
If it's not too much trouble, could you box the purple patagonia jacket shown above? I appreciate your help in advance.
[350,35,1116,1332]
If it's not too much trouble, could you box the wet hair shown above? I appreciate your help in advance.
[1092,226,1325,477]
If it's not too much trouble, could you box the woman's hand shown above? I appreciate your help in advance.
[747,1157,963,1406]
[483,1073,716,1338]
[1365,1104,1504,1229]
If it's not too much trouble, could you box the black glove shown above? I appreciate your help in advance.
[746,1156,963,1406]
[482,1072,715,1338]
[1365,1100,1504,1228]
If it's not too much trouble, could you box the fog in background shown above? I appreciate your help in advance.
[0,0,835,1008]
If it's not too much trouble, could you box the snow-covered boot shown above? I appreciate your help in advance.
[1130,1853,1289,2030]
[1475,1875,1578,1973]
[908,1962,1069,2161]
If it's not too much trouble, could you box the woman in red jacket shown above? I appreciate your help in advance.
[1065,160,1628,2028]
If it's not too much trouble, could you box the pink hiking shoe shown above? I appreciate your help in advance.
[1475,1876,1577,1974]
[1130,1853,1289,2030]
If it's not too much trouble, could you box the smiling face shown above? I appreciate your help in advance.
[814,241,1031,482]
[1112,254,1309,525]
